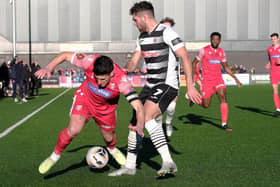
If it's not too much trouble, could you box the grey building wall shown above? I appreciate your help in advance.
[0,0,279,42]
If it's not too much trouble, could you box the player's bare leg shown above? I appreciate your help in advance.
[201,97,212,108]
[217,88,231,131]
[101,130,126,166]
[272,84,280,116]
[38,115,86,174]
[144,101,177,176]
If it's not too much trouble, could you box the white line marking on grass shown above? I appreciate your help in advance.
[0,88,71,139]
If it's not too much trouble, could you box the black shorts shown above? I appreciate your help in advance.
[130,84,178,125]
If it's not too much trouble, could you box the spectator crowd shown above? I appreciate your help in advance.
[0,57,42,103]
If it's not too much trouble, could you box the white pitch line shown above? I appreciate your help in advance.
[0,88,71,139]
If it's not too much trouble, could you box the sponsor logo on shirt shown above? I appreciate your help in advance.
[271,55,280,59]
[143,51,158,57]
[208,59,221,64]
[88,82,111,98]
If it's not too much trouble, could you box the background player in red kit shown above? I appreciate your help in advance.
[35,52,144,174]
[265,33,280,116]
[192,32,242,131]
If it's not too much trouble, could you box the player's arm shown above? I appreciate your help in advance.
[176,47,202,104]
[129,99,145,137]
[119,76,145,137]
[265,51,271,69]
[192,58,200,79]
[35,52,74,79]
[124,50,142,72]
[221,62,242,87]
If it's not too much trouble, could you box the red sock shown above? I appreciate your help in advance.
[54,128,74,155]
[220,103,228,124]
[106,132,116,150]
[273,93,280,110]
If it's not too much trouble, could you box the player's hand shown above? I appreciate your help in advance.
[236,80,243,87]
[276,59,280,66]
[265,63,270,69]
[35,68,51,79]
[129,125,144,137]
[187,85,202,104]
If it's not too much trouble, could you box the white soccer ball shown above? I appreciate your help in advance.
[86,146,109,169]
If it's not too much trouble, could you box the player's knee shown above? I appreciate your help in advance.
[202,103,210,108]
[67,127,80,137]
[103,133,114,144]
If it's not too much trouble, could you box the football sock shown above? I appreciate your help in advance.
[106,132,116,150]
[50,151,61,162]
[54,128,74,155]
[273,93,280,110]
[155,115,163,125]
[166,101,176,124]
[145,119,173,163]
[220,102,228,125]
[126,130,142,169]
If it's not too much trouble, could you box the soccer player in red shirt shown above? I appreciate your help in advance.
[266,33,280,116]
[192,32,242,131]
[35,52,144,174]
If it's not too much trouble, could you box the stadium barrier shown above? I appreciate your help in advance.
[41,73,272,88]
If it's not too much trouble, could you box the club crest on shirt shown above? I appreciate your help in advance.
[219,52,222,56]
[110,83,115,89]
[76,53,85,60]
[209,51,212,55]
[76,105,82,111]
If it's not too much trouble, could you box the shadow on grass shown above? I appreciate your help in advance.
[178,113,223,130]
[44,137,182,179]
[235,105,275,117]
[44,144,120,179]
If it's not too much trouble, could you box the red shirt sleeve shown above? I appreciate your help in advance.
[71,53,99,71]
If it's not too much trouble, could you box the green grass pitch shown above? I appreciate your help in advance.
[0,85,280,187]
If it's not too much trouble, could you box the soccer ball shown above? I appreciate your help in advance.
[86,146,109,169]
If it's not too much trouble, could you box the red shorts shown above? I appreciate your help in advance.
[270,71,280,85]
[201,78,226,98]
[70,91,117,131]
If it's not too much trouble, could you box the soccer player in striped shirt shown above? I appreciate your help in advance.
[109,1,201,177]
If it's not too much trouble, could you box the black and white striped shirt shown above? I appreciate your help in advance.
[136,24,184,89]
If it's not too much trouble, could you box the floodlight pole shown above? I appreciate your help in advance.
[28,0,32,66]
[11,0,16,58]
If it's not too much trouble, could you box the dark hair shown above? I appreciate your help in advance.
[130,1,154,17]
[160,17,175,27]
[210,32,221,39]
[270,33,279,38]
[93,56,114,75]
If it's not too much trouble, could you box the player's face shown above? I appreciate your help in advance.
[132,13,147,32]
[162,22,172,27]
[94,74,111,89]
[271,36,279,46]
[210,35,221,49]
